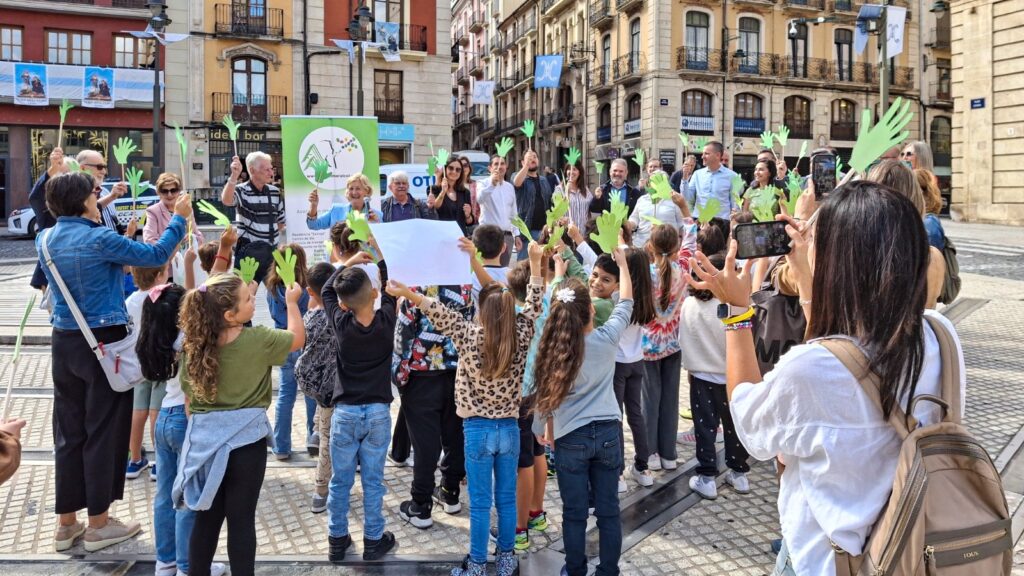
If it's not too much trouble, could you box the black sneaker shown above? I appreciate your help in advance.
[398,499,433,529]
[328,534,352,563]
[432,486,462,514]
[363,531,397,561]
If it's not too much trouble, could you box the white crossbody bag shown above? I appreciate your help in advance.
[41,227,143,392]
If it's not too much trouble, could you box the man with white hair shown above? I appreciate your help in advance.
[221,152,284,284]
[381,171,436,222]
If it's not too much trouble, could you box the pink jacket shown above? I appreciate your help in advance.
[143,202,203,246]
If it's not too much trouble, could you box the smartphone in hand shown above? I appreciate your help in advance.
[734,221,792,260]
[811,153,837,200]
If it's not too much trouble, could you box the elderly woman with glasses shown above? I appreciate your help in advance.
[142,173,204,246]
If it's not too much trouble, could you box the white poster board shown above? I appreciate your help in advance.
[369,220,472,288]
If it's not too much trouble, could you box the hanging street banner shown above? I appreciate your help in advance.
[13,63,48,106]
[534,54,563,89]
[472,80,495,105]
[82,67,115,109]
[281,115,380,262]
[374,22,401,62]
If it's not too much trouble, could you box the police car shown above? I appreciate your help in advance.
[7,177,158,237]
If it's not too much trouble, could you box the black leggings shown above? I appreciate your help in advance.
[188,439,267,576]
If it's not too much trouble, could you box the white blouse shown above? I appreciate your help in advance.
[730,310,965,575]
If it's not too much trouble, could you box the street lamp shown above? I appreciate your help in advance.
[348,3,374,116]
[147,0,169,178]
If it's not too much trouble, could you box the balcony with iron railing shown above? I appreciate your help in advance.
[456,66,469,85]
[614,52,647,83]
[468,10,485,33]
[832,61,874,83]
[543,0,573,14]
[588,63,613,94]
[469,105,483,122]
[735,0,776,5]
[504,33,518,51]
[212,93,287,124]
[518,14,537,41]
[616,0,644,13]
[542,105,580,129]
[112,0,148,7]
[372,23,428,52]
[469,57,484,76]
[375,98,403,124]
[455,25,468,46]
[830,121,857,141]
[455,109,471,127]
[927,26,951,50]
[831,0,856,12]
[781,56,832,81]
[214,4,284,38]
[729,53,781,76]
[931,82,952,104]
[783,118,813,139]
[676,47,727,74]
[783,0,826,9]
[891,65,915,89]
[589,0,614,30]
[490,34,503,53]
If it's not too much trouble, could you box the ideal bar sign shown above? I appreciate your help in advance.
[210,127,266,142]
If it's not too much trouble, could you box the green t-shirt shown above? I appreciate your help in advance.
[181,326,294,414]
[593,297,614,328]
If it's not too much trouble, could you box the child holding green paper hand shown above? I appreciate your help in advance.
[628,170,691,248]
[177,272,305,576]
[329,222,383,309]
[306,172,381,230]
[264,245,314,460]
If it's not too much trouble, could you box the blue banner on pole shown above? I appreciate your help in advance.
[534,55,563,89]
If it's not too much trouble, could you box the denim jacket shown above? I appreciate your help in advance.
[37,215,186,330]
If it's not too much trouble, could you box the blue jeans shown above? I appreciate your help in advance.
[555,420,623,576]
[463,417,519,563]
[273,350,316,455]
[154,405,196,573]
[327,403,391,540]
[773,540,797,576]
[516,229,544,261]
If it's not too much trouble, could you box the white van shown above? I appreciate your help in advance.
[453,150,491,179]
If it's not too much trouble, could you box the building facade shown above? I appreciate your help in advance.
[919,0,952,211]
[457,0,928,186]
[0,0,163,221]
[950,0,1022,225]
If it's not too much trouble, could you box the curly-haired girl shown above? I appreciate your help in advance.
[174,273,304,576]
[532,246,633,576]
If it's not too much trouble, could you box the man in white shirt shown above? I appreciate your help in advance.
[476,155,518,266]
[686,141,737,220]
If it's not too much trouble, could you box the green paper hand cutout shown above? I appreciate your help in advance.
[64,158,82,174]
[759,131,775,152]
[138,211,147,229]
[428,138,435,156]
[511,216,533,239]
[589,211,621,254]
[564,146,581,167]
[59,99,74,123]
[345,210,371,243]
[849,97,913,175]
[781,177,803,216]
[594,160,605,177]
[125,167,145,199]
[475,250,484,265]
[641,215,664,226]
[785,171,802,200]
[546,193,570,229]
[427,156,438,178]
[436,148,450,168]
[496,137,514,159]
[610,194,629,227]
[633,148,646,168]
[679,132,689,150]
[750,187,779,223]
[238,256,260,284]
[174,124,188,165]
[11,293,36,366]
[775,125,790,147]
[695,136,710,151]
[697,198,721,225]
[648,172,672,204]
[196,199,233,228]
[521,119,536,139]
[113,137,138,165]
[221,115,240,142]
[312,159,331,185]
[731,174,745,209]
[545,226,565,251]
[835,155,844,176]
[798,141,808,163]
[271,247,298,288]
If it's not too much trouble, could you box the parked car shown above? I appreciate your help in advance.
[6,177,157,237]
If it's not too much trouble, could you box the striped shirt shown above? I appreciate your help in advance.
[230,182,285,245]
[555,185,593,229]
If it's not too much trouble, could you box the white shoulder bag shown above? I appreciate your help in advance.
[40,228,143,392]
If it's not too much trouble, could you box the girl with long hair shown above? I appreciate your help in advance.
[459,155,481,227]
[641,223,693,473]
[138,283,226,576]
[429,157,475,235]
[532,246,633,576]
[614,248,657,489]
[554,161,591,229]
[689,181,965,574]
[915,168,947,250]
[265,244,312,460]
[176,273,305,576]
[385,240,545,576]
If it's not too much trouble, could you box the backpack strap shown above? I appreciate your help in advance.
[923,314,962,424]
[820,338,914,439]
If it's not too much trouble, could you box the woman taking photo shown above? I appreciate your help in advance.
[429,157,475,235]
[554,160,591,229]
[688,181,965,575]
[38,172,191,553]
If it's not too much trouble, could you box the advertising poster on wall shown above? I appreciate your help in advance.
[281,115,380,262]
[14,63,48,106]
[82,67,115,109]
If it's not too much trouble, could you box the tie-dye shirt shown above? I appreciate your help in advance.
[642,219,698,361]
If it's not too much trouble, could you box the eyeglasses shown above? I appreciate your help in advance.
[901,151,915,157]
[159,187,181,195]
[446,165,463,171]
[82,163,107,170]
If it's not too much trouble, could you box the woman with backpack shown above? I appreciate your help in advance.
[688,181,977,575]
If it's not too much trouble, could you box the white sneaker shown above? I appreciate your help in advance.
[617,477,627,493]
[725,470,750,494]
[177,564,226,576]
[155,560,176,576]
[647,454,662,471]
[630,466,654,488]
[689,474,718,500]
[660,458,678,470]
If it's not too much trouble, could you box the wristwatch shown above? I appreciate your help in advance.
[716,303,750,320]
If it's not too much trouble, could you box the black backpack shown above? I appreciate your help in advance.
[938,236,961,304]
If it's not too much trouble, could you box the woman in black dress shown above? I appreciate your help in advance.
[428,156,475,235]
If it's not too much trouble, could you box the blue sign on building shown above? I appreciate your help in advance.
[733,117,766,135]
[970,98,985,110]
[597,126,612,143]
[379,123,415,142]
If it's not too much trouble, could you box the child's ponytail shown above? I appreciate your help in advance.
[478,284,518,380]
[137,284,186,382]
[533,278,591,416]
[649,225,680,312]
[180,273,243,403]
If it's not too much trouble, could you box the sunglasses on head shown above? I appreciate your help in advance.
[159,187,180,195]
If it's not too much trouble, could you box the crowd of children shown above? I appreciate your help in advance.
[106,152,758,576]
